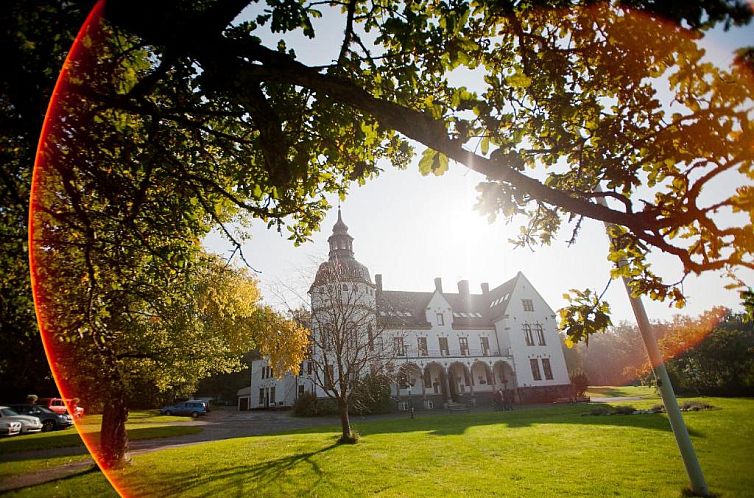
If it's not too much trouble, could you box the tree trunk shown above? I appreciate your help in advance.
[99,385,129,469]
[337,397,354,444]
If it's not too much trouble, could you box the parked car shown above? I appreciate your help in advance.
[36,398,85,418]
[191,399,211,412]
[0,420,22,436]
[159,401,207,417]
[0,406,43,434]
[9,404,74,432]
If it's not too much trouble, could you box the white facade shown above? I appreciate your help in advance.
[246,212,572,409]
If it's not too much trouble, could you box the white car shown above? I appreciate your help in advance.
[0,419,22,436]
[0,406,43,434]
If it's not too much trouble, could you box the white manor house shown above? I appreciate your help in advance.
[242,211,572,411]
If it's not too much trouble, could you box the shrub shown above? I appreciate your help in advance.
[570,371,590,398]
[350,374,394,415]
[680,401,714,412]
[292,392,339,417]
[612,405,637,415]
[293,392,320,417]
[589,406,610,416]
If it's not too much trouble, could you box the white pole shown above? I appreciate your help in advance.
[620,280,709,496]
[595,192,709,496]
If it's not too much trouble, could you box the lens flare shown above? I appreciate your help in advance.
[29,1,132,497]
[27,1,751,496]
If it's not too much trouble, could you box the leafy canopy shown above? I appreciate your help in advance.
[101,0,753,343]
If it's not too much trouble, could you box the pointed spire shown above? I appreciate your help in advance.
[328,208,354,260]
[333,207,348,233]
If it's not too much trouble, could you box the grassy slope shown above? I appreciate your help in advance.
[6,397,753,498]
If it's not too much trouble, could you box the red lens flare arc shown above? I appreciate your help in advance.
[29,1,129,497]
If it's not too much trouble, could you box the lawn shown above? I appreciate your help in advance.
[4,397,753,497]
[585,385,658,398]
[0,411,200,453]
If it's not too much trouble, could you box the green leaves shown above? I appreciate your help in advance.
[559,289,613,347]
[418,148,449,176]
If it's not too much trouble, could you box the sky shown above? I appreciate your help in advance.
[205,4,754,324]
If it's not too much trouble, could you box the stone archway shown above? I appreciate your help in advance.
[397,362,423,393]
[423,362,448,401]
[471,361,494,392]
[493,360,517,390]
[447,362,472,402]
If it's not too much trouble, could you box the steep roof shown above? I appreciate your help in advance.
[376,274,519,329]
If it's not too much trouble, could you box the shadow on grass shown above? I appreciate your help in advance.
[280,404,702,439]
[0,426,200,458]
[124,440,340,497]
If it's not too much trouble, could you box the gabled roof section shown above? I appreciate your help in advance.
[375,273,520,329]
[444,292,494,328]
[376,290,433,328]
[486,273,519,321]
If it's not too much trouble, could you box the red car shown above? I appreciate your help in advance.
[37,398,85,418]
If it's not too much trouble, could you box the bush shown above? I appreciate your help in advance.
[612,405,637,415]
[589,406,610,416]
[350,374,394,415]
[293,392,319,416]
[680,401,714,412]
[292,392,338,417]
[570,371,590,398]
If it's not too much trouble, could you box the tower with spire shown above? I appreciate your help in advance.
[311,209,374,288]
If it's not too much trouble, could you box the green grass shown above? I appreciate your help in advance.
[585,385,658,398]
[6,397,754,497]
[0,410,201,453]
[0,455,93,482]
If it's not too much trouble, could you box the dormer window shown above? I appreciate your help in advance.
[436,313,445,326]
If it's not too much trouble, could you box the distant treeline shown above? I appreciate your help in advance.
[564,307,754,396]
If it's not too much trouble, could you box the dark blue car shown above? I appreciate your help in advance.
[8,404,73,431]
[159,401,207,417]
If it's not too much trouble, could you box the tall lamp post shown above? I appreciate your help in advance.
[408,380,415,419]
[595,189,708,496]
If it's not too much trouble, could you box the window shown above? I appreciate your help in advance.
[394,337,406,356]
[481,337,490,356]
[542,358,553,380]
[523,323,534,346]
[298,385,305,396]
[459,337,469,356]
[436,313,445,326]
[418,337,428,356]
[535,324,546,346]
[307,361,313,375]
[298,362,304,376]
[368,324,374,351]
[270,386,276,403]
[530,359,542,381]
[439,337,449,356]
[522,299,534,311]
[258,389,264,405]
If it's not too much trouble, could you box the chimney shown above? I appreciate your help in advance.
[481,282,490,294]
[457,280,469,296]
[375,274,383,293]
[434,277,443,293]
